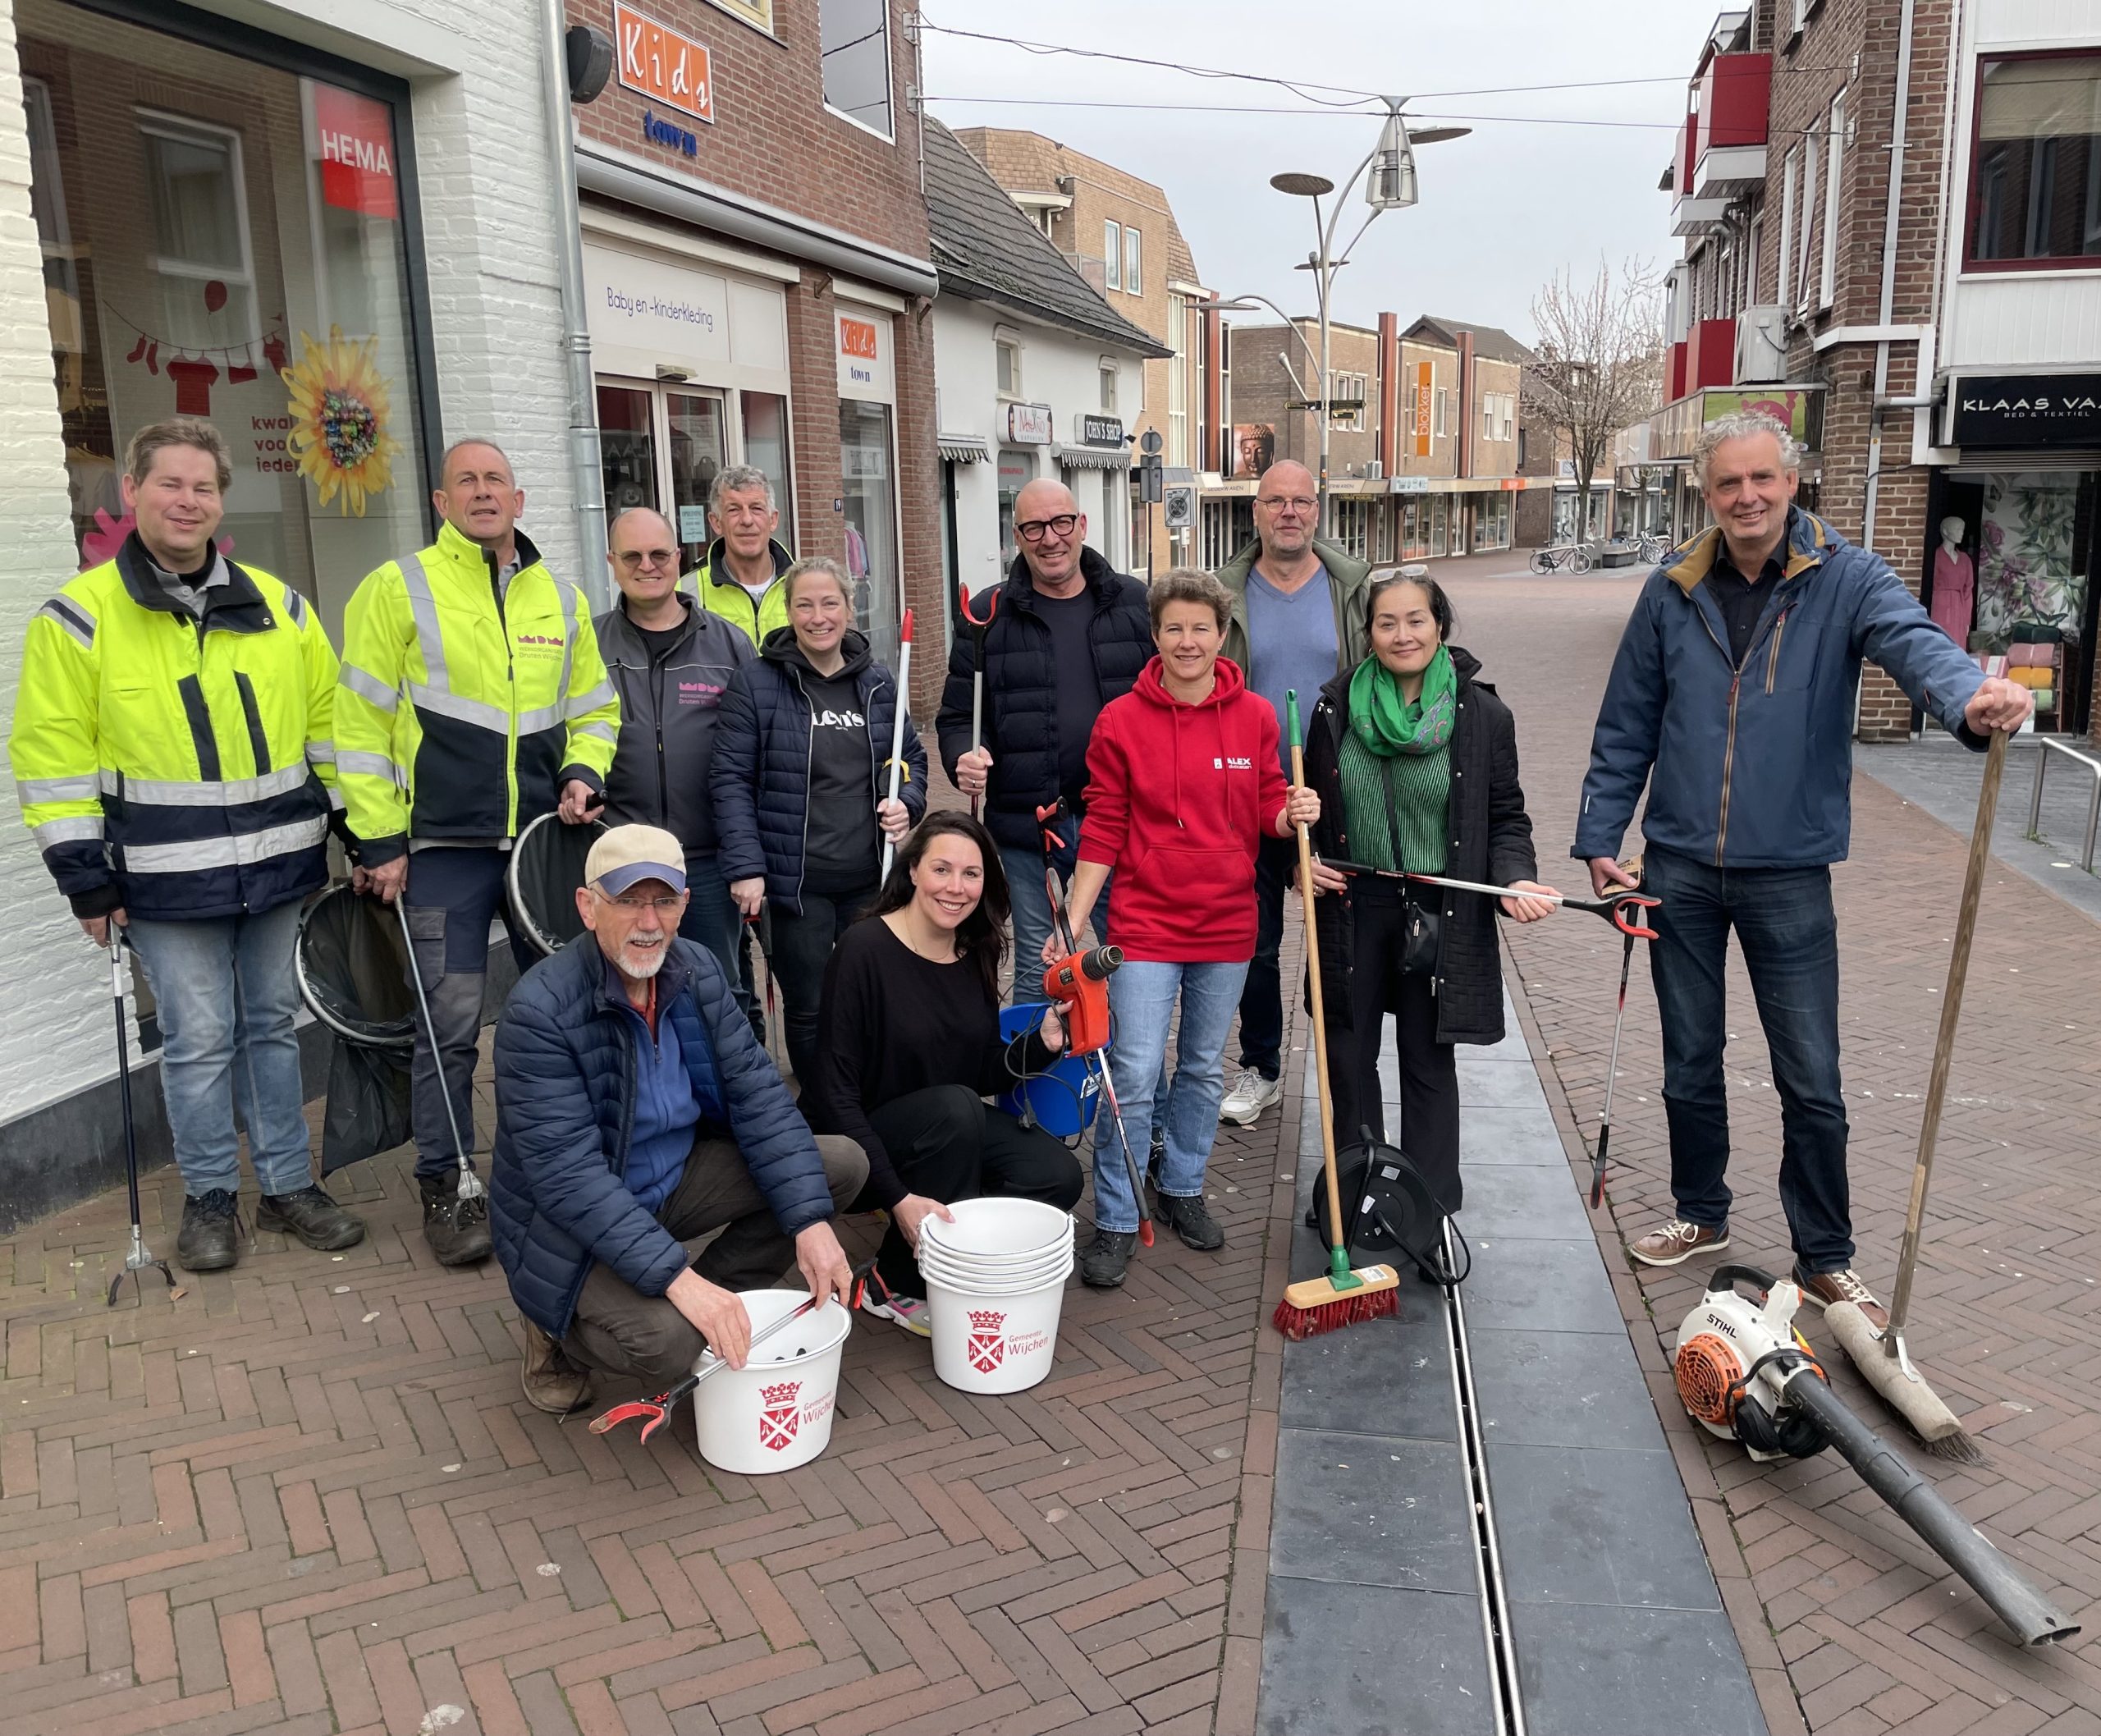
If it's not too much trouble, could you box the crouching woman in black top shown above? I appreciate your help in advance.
[803,812,1083,1335]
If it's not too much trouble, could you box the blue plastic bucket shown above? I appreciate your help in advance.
[996,1001,1099,1137]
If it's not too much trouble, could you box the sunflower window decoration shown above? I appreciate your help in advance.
[281,325,403,516]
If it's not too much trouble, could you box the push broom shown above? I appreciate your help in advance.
[1820,729,2012,1464]
[1273,690,1400,1340]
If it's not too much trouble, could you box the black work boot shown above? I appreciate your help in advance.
[256,1185,366,1252]
[1155,1193,1225,1252]
[1080,1227,1137,1289]
[176,1189,240,1272]
[419,1173,492,1267]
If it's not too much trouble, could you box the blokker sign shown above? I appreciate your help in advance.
[1948,373,2101,448]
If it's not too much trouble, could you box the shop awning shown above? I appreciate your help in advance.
[1052,444,1132,471]
[938,434,990,463]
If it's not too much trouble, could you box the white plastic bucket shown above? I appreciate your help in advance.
[691,1289,852,1474]
[927,1269,1069,1394]
[921,1198,1072,1259]
[918,1241,1073,1283]
[918,1254,1074,1296]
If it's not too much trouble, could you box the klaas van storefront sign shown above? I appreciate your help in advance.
[1948,373,2101,447]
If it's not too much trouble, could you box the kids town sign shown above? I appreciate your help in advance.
[1948,373,2101,447]
[614,1,715,126]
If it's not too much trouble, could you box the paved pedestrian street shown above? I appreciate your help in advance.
[2,555,2097,1734]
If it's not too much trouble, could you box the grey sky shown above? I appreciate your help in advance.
[918,0,1723,343]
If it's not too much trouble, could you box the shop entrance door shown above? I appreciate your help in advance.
[596,379,730,570]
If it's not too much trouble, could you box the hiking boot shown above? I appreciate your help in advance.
[520,1318,593,1415]
[1627,1218,1729,1267]
[255,1185,366,1252]
[1154,1192,1225,1252]
[1219,1066,1284,1127]
[1080,1228,1137,1289]
[1794,1265,1889,1332]
[419,1173,492,1267]
[176,1189,240,1272]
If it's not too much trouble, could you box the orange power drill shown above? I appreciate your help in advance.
[1041,944,1122,1058]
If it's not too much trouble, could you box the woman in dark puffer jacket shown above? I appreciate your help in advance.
[1305,569,1557,1213]
[711,557,927,1087]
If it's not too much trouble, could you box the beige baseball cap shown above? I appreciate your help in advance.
[584,824,687,896]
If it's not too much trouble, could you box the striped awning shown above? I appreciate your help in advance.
[1051,444,1132,472]
[938,433,990,463]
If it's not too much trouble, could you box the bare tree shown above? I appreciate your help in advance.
[1527,259,1665,543]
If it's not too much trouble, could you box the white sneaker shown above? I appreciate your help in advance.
[1219,1065,1283,1126]
[861,1291,932,1338]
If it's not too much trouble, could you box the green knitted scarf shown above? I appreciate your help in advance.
[1348,645,1456,758]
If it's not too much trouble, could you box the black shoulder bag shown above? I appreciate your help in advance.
[1381,758,1440,976]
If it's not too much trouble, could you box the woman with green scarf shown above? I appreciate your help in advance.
[1303,570,1556,1213]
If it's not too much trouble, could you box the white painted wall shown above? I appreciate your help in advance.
[1940,0,2101,371]
[933,297,1149,595]
[0,0,574,1127]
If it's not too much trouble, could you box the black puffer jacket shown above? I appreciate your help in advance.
[934,546,1153,850]
[1303,648,1537,1045]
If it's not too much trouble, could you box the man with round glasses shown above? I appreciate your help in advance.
[936,479,1152,978]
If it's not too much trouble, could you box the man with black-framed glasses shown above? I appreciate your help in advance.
[936,478,1152,979]
[1213,460,1373,1126]
[596,508,755,1027]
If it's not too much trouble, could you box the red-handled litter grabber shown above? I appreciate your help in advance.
[1035,801,1153,1249]
[958,581,998,821]
[588,1256,881,1444]
[1316,859,1660,940]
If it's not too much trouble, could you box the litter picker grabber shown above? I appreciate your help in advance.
[744,913,780,1065]
[104,931,177,1308]
[394,896,485,1207]
[1272,690,1400,1340]
[1034,800,1153,1251]
[1318,860,1661,941]
[588,1256,881,1444]
[1593,923,1637,1209]
[958,581,998,821]
[1821,729,2009,1463]
[879,608,914,885]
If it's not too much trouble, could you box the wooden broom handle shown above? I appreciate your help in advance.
[1289,737,1348,1251]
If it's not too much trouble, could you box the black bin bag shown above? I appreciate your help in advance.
[296,884,414,1175]
[506,811,607,960]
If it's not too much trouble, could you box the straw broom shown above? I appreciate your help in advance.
[1273,689,1400,1340]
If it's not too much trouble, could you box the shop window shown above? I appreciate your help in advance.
[820,0,893,139]
[599,384,660,518]
[997,447,1034,570]
[1104,220,1122,291]
[21,0,429,633]
[739,390,794,546]
[840,398,900,657]
[1332,497,1370,560]
[666,392,727,566]
[1970,53,2101,268]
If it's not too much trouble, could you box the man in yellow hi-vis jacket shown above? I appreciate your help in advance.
[336,439,619,1264]
[9,418,364,1273]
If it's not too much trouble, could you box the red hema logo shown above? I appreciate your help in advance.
[967,1309,1007,1374]
[758,1381,801,1452]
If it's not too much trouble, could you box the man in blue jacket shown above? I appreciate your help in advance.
[490,824,866,1413]
[1577,412,2030,1327]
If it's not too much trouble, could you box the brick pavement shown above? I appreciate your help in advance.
[1451,558,2101,1734]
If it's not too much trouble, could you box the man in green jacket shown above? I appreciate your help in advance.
[1211,460,1373,1127]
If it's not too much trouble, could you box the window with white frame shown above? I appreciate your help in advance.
[1329,370,1366,429]
[996,336,1021,398]
[1167,295,1188,466]
[820,0,893,138]
[1100,363,1117,413]
[1746,214,1765,305]
[1819,90,1846,308]
[1967,53,2101,266]
[1124,227,1142,295]
[1103,220,1122,291]
[1797,123,1821,309]
[139,111,256,354]
[1331,497,1370,559]
[1777,145,1800,308]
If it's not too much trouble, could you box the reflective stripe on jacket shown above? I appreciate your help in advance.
[8,534,340,920]
[691,536,793,645]
[334,522,620,863]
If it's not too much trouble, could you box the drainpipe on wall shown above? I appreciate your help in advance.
[541,0,608,609]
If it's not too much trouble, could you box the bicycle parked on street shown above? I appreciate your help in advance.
[1636,531,1673,564]
[1529,542,1594,575]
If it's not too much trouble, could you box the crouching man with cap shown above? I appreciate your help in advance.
[490,824,867,1413]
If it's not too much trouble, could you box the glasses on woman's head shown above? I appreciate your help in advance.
[1015,513,1079,543]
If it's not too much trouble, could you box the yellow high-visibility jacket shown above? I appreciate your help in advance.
[8,538,340,921]
[334,522,619,862]
[693,536,794,645]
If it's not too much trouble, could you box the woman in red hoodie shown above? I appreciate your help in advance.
[1053,569,1320,1288]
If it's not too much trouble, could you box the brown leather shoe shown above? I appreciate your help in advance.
[1628,1218,1730,1267]
[520,1318,593,1415]
[1793,1266,1889,1331]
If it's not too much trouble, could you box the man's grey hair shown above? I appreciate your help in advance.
[709,464,775,514]
[1693,411,1800,487]
[438,437,513,481]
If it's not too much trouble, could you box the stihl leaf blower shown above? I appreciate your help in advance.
[1672,1267,2076,1648]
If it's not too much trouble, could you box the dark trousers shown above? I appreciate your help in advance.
[560,1133,867,1387]
[770,883,877,1087]
[1325,887,1462,1212]
[1237,836,1298,1079]
[681,854,762,1040]
[1643,845,1852,1272]
[404,848,523,1181]
[862,1085,1084,1295]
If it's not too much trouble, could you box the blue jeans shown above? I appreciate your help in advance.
[1643,845,1853,1272]
[1090,959,1249,1234]
[125,899,314,1198]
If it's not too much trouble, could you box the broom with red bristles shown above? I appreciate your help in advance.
[1272,689,1401,1341]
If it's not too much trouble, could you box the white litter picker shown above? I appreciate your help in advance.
[1671,1266,2076,1648]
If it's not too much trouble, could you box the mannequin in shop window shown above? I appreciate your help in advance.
[1931,515,1975,647]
